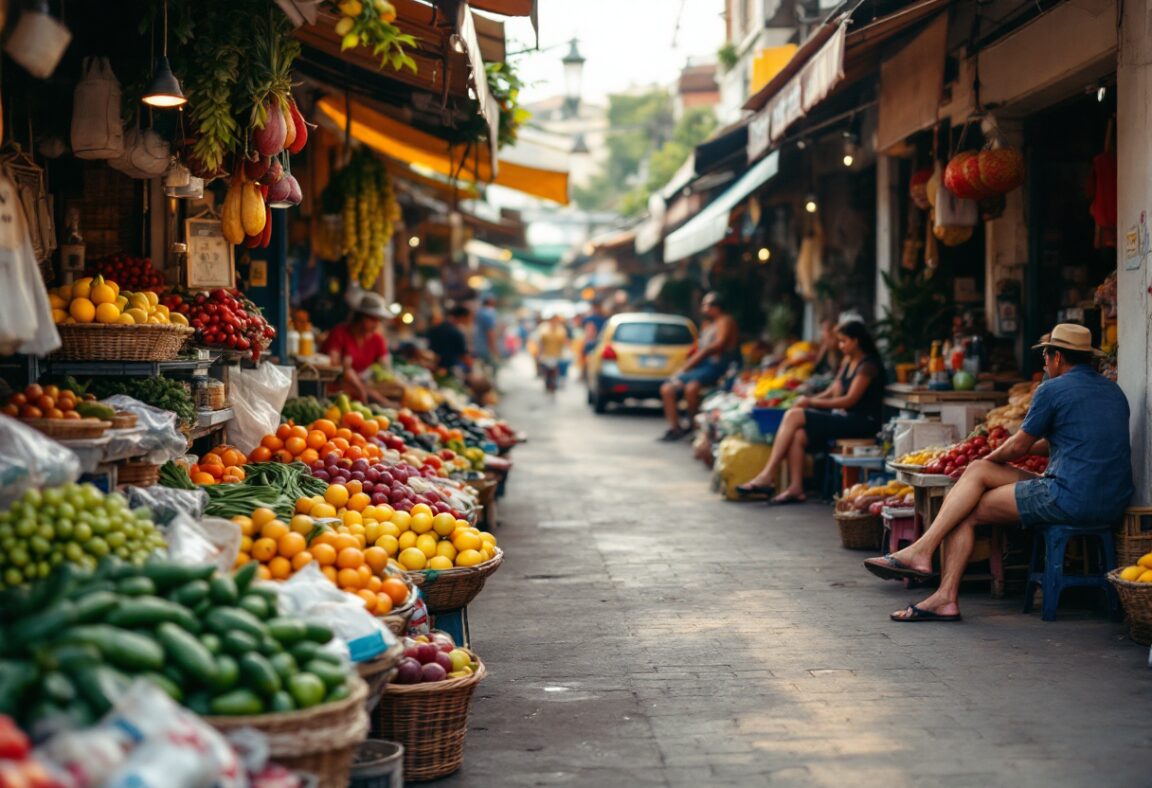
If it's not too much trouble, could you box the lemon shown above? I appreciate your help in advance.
[452,530,482,552]
[90,282,116,305]
[397,531,418,551]
[1139,570,1152,583]
[95,303,121,324]
[1119,565,1145,582]
[410,512,433,534]
[114,295,128,309]
[375,534,399,557]
[170,312,189,326]
[432,512,457,536]
[391,510,412,532]
[48,293,67,310]
[126,308,148,324]
[144,291,159,307]
[435,541,457,561]
[377,521,399,539]
[335,16,354,35]
[454,549,483,567]
[154,304,170,319]
[129,294,150,312]
[70,277,94,299]
[51,308,68,324]
[1138,552,1152,569]
[69,298,96,323]
[55,284,72,300]
[415,533,439,558]
[116,313,136,325]
[311,502,337,519]
[478,531,497,548]
[398,547,427,571]
[410,503,433,518]
[428,556,454,570]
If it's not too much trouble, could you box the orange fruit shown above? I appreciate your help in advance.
[250,446,273,463]
[224,465,246,481]
[360,419,379,438]
[298,449,319,466]
[239,536,253,553]
[291,551,314,571]
[375,535,399,557]
[289,424,308,440]
[221,448,243,467]
[336,567,362,589]
[257,565,272,581]
[201,452,225,467]
[312,543,337,566]
[313,418,338,438]
[375,593,393,614]
[261,520,290,541]
[356,589,377,613]
[310,502,337,519]
[337,547,364,569]
[278,531,307,558]
[363,546,389,574]
[233,553,250,568]
[322,566,338,583]
[331,437,350,452]
[344,445,364,461]
[273,449,295,463]
[311,530,339,547]
[262,434,285,451]
[290,514,314,535]
[366,575,382,592]
[357,564,373,586]
[252,507,278,528]
[347,492,371,512]
[295,496,315,515]
[191,471,216,485]
[350,433,366,447]
[381,577,410,606]
[285,436,307,456]
[336,427,354,441]
[307,430,327,450]
[341,411,365,431]
[276,423,293,440]
[268,556,293,580]
[251,537,277,562]
[333,533,360,552]
[325,484,350,508]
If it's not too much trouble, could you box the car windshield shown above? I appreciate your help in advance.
[612,322,694,345]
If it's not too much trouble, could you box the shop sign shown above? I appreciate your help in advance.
[185,215,236,289]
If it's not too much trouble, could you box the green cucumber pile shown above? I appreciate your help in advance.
[0,557,351,730]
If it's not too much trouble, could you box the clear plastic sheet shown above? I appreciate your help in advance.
[125,483,208,525]
[99,395,187,463]
[163,514,241,573]
[230,364,293,454]
[0,414,81,507]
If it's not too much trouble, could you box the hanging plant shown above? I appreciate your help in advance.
[328,0,417,72]
[459,61,530,150]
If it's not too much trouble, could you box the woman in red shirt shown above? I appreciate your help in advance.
[322,292,390,404]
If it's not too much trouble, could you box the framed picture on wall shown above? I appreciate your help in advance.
[184,215,235,289]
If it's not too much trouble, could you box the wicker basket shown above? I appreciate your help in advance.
[834,512,884,551]
[371,656,486,782]
[55,323,195,361]
[110,412,138,429]
[357,643,404,714]
[380,590,417,638]
[21,418,110,439]
[1107,569,1152,645]
[408,549,503,614]
[116,461,160,487]
[205,675,370,788]
[1117,507,1152,568]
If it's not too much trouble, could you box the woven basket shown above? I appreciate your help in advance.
[834,512,883,551]
[357,643,404,714]
[408,549,503,614]
[205,675,370,788]
[110,412,138,429]
[116,461,160,487]
[1107,569,1152,645]
[55,323,194,361]
[380,590,417,638]
[1117,507,1152,568]
[371,656,486,782]
[21,418,110,439]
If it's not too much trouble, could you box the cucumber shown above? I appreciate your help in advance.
[289,641,322,665]
[201,633,223,656]
[72,665,131,715]
[269,690,296,713]
[304,622,334,644]
[106,597,199,632]
[42,671,76,704]
[162,663,187,687]
[0,586,36,621]
[170,580,210,608]
[138,561,215,592]
[233,562,259,594]
[62,626,164,672]
[73,580,116,597]
[0,660,39,712]
[71,591,120,624]
[237,594,270,621]
[185,690,212,716]
[325,682,351,703]
[140,672,183,702]
[41,643,100,673]
[239,652,281,697]
[244,584,280,609]
[93,555,125,581]
[308,649,343,668]
[288,673,326,709]
[212,655,239,691]
[267,618,308,646]
[208,575,238,606]
[221,631,259,656]
[268,652,297,683]
[257,636,282,656]
[9,600,77,645]
[156,623,218,687]
[116,576,156,597]
[209,689,264,716]
[305,659,348,690]
[204,607,267,641]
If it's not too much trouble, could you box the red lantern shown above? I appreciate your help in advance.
[944,152,982,200]
[977,147,1025,194]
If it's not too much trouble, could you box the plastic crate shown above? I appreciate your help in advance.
[750,407,787,436]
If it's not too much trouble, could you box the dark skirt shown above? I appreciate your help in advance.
[802,409,879,449]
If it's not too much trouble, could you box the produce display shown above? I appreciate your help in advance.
[85,253,166,292]
[78,376,196,428]
[160,462,325,520]
[48,277,185,327]
[160,289,276,361]
[305,456,468,519]
[837,481,913,514]
[393,632,478,684]
[249,417,384,465]
[982,382,1038,433]
[0,485,165,587]
[1117,553,1152,583]
[0,559,351,728]
[188,445,249,485]
[280,396,329,427]
[898,426,1048,479]
[2,384,99,421]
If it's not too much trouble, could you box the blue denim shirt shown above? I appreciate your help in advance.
[1020,365,1133,522]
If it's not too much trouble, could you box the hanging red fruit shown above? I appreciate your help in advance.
[977,147,1025,194]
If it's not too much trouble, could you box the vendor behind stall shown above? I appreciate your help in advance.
[321,292,390,405]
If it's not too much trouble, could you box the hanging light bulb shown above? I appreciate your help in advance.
[143,1,186,108]
[804,194,818,214]
[757,248,771,263]
[841,131,858,168]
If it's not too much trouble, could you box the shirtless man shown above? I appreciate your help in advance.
[658,292,740,441]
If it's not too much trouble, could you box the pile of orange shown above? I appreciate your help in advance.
[232,506,412,615]
[189,445,248,485]
[248,415,385,464]
[2,384,84,420]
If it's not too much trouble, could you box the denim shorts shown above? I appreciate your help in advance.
[676,358,727,386]
[1014,477,1072,527]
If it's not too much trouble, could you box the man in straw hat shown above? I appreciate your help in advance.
[864,324,1133,622]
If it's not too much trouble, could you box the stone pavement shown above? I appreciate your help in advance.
[439,358,1152,788]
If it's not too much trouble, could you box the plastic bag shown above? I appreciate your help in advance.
[164,514,241,572]
[0,169,60,356]
[276,563,397,662]
[712,436,773,500]
[100,395,187,463]
[0,415,80,507]
[125,483,208,525]
[230,364,293,454]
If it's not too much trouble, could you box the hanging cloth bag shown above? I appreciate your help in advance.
[71,57,124,160]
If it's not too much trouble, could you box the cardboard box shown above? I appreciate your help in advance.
[937,404,991,437]
[893,419,957,458]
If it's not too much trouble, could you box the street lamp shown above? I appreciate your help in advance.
[562,38,585,118]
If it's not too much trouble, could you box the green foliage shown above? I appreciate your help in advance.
[873,269,953,363]
[717,42,739,72]
[767,303,796,345]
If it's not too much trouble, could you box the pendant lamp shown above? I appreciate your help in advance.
[143,1,186,108]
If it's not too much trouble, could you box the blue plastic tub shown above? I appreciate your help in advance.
[751,407,787,436]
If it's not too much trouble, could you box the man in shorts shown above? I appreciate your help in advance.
[863,324,1133,621]
[658,292,740,441]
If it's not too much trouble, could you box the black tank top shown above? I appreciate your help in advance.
[839,354,885,422]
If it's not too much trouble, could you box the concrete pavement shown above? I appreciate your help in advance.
[440,358,1152,787]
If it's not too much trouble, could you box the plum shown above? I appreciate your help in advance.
[324,453,341,466]
[312,470,330,482]
[352,459,369,472]
[350,470,366,482]
[421,663,447,683]
[433,650,453,672]
[394,658,422,684]
[415,643,438,664]
[372,492,389,505]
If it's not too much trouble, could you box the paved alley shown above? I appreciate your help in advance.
[442,358,1152,788]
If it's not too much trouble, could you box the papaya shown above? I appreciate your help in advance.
[221,179,245,245]
[241,182,267,237]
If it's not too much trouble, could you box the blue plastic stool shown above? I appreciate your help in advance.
[430,607,470,648]
[1022,524,1120,621]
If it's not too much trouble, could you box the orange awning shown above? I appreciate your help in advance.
[317,96,568,205]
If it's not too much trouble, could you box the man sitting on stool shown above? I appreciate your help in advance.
[658,292,740,441]
[863,324,1133,622]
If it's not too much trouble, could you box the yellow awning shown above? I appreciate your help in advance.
[317,97,569,205]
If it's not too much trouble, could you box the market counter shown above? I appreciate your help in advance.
[884,384,1009,413]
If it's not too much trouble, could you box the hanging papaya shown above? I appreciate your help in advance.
[241,182,266,237]
[221,179,245,245]
[259,204,273,248]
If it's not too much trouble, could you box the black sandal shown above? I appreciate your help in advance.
[735,483,775,497]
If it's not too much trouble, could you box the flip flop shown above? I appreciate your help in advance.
[735,483,775,497]
[889,604,962,623]
[863,554,934,581]
[769,494,807,505]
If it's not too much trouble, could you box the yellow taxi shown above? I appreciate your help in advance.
[584,313,697,413]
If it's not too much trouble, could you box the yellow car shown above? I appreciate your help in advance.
[585,313,697,413]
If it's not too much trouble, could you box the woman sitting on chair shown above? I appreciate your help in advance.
[737,320,886,504]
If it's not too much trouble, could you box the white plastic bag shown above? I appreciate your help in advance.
[164,514,241,572]
[99,395,186,463]
[276,563,397,662]
[71,57,124,160]
[0,169,60,356]
[0,415,80,507]
[230,363,293,454]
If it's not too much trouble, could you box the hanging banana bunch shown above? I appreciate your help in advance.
[332,149,396,289]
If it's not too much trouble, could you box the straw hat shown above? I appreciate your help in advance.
[1031,323,1103,356]
[353,291,391,320]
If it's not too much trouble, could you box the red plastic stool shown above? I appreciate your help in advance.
[882,507,921,553]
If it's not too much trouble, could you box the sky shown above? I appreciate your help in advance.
[504,0,727,105]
